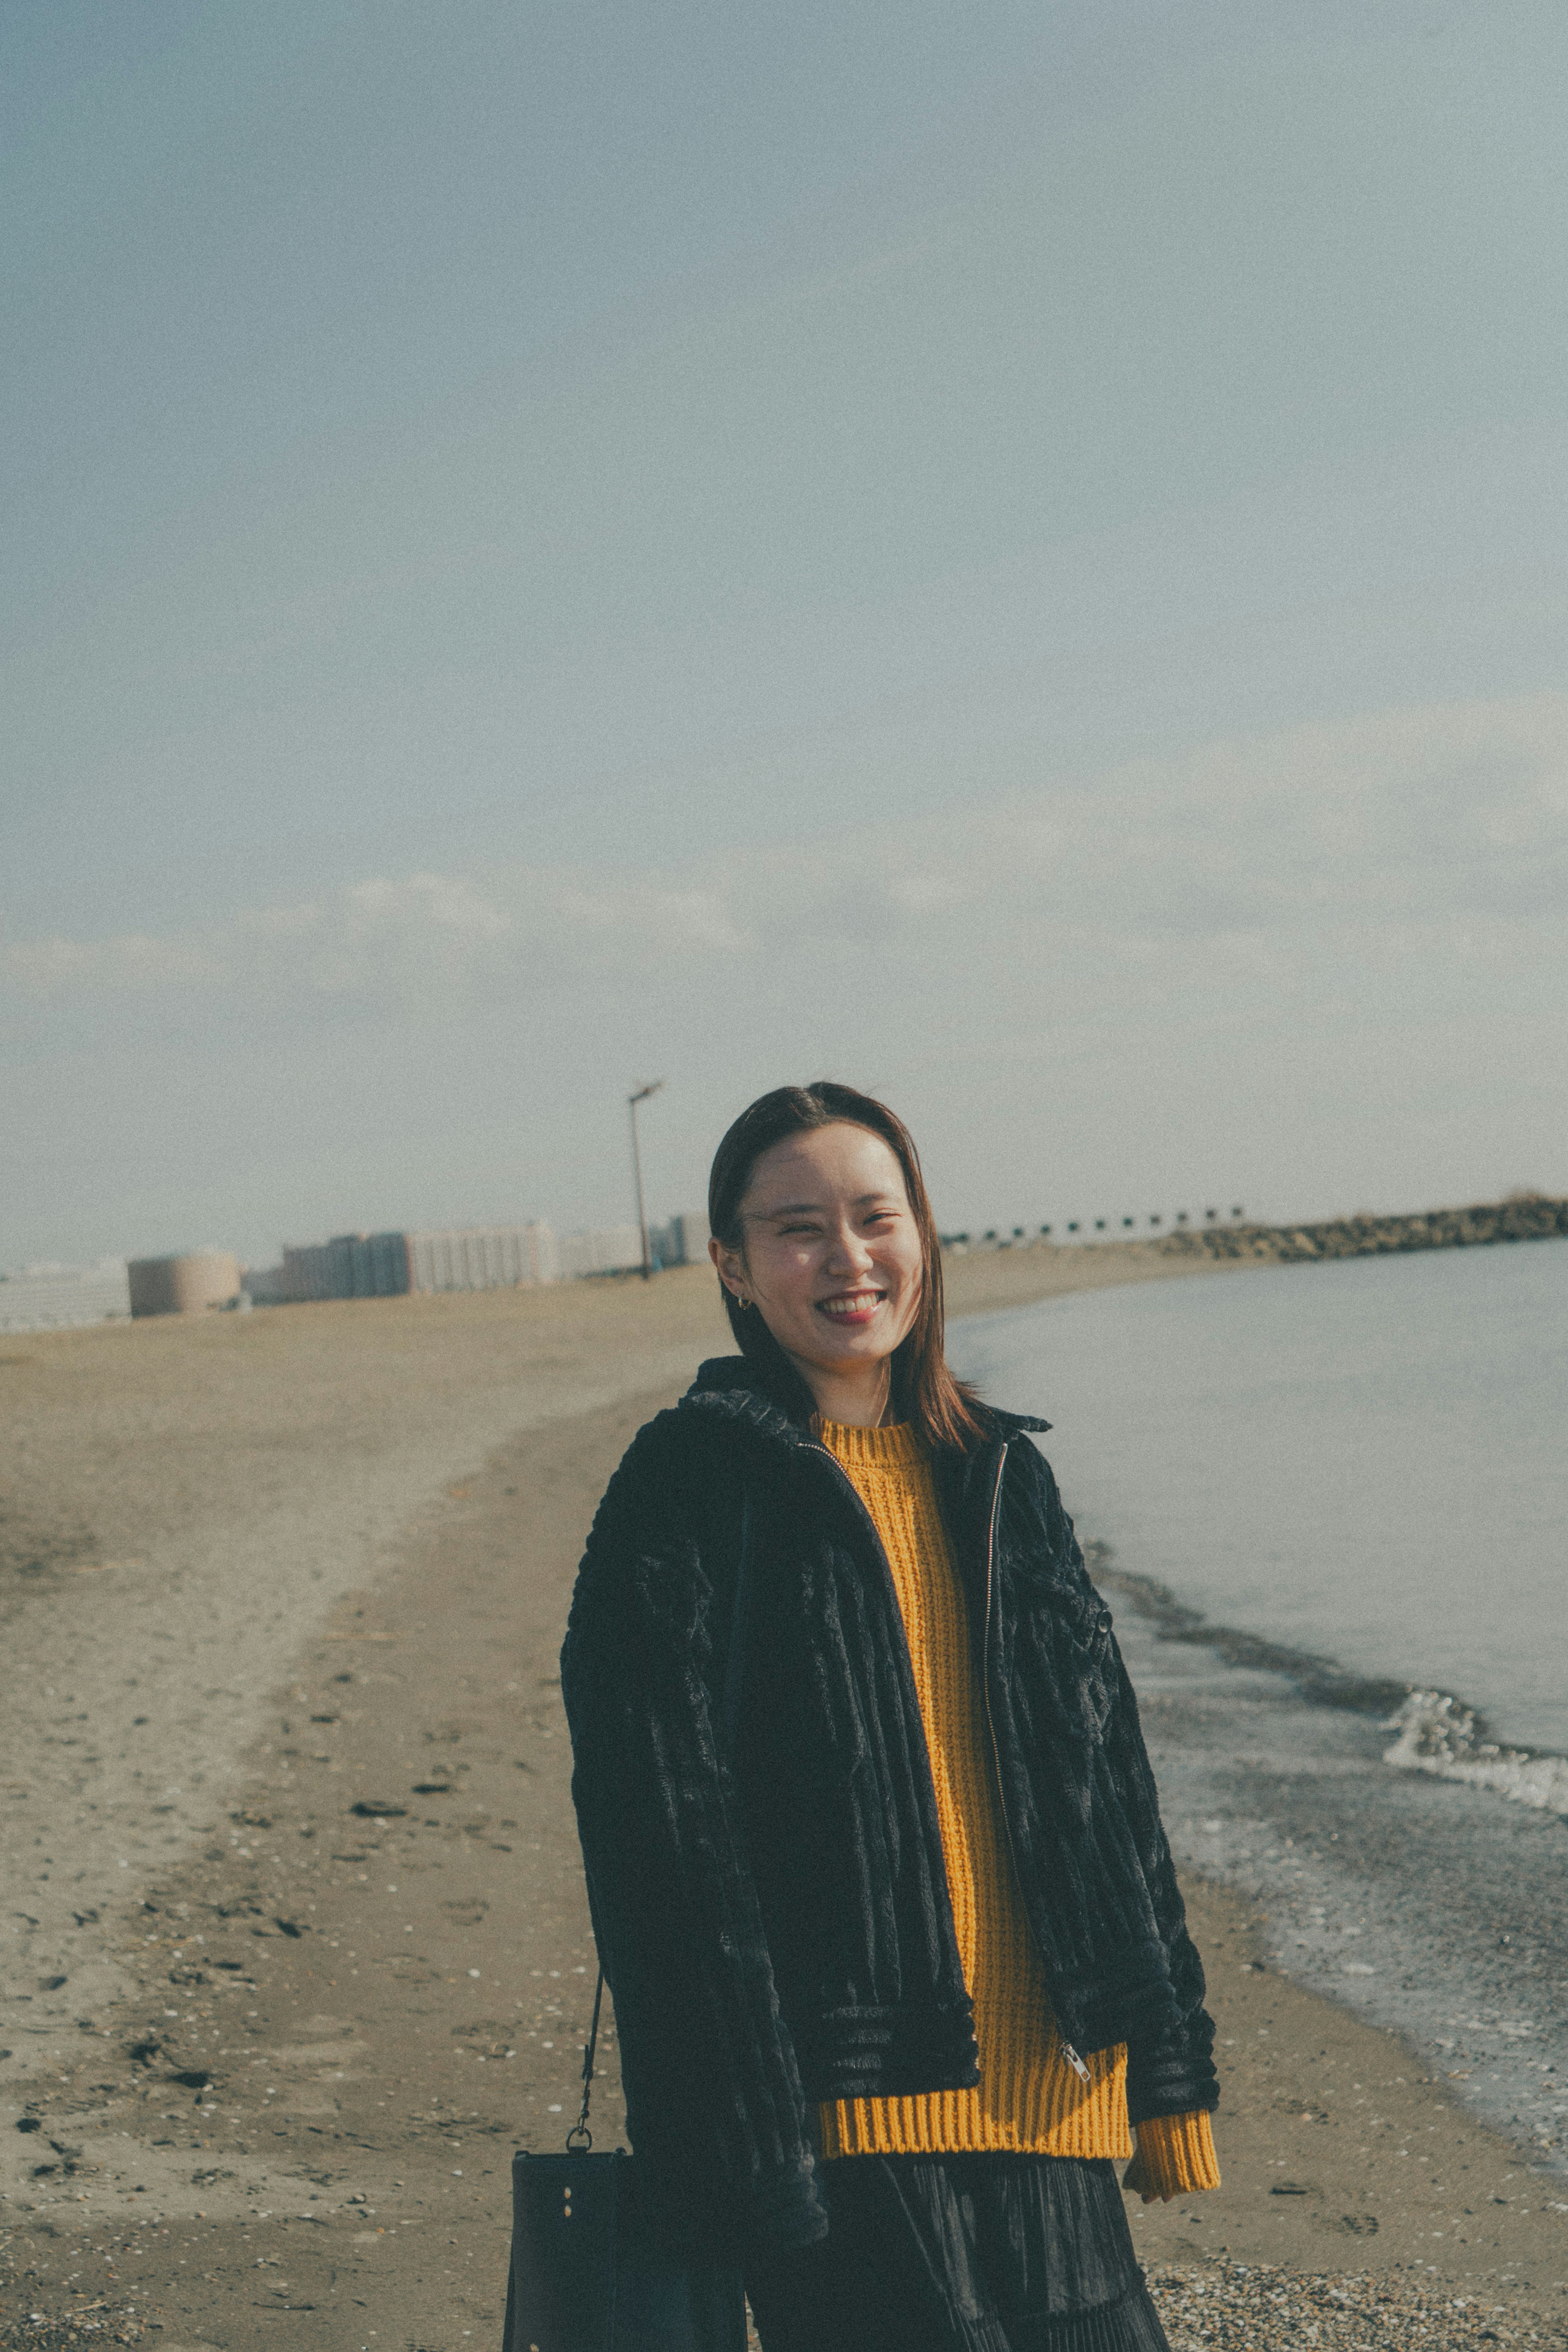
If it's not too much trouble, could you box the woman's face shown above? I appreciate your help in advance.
[711,1122,926,1393]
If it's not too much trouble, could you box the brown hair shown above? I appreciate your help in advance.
[707,1081,987,1452]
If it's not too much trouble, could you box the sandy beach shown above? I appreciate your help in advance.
[3,1246,1566,2348]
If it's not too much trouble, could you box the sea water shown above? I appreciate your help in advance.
[949,1238,1568,2169]
[951,1235,1568,1755]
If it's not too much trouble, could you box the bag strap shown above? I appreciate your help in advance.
[566,1965,605,2150]
[567,1486,757,2151]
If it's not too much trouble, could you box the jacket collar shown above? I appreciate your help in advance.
[681,1354,1050,1446]
[682,1354,816,1448]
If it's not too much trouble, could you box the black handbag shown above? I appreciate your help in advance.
[502,1501,759,2352]
[501,1971,748,2352]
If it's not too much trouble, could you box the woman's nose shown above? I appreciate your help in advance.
[825,1223,874,1272]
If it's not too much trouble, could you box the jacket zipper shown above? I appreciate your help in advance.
[978,1442,1093,2090]
[804,1437,1094,2091]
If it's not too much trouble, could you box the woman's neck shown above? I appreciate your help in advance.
[788,1353,897,1430]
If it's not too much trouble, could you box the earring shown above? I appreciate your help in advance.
[737,1294,752,1310]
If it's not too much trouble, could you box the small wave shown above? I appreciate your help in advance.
[1086,1539,1568,1819]
[1383,1689,1568,1817]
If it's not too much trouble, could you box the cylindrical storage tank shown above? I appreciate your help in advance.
[127,1250,243,1317]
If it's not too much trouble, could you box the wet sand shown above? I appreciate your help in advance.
[2,1249,1565,2346]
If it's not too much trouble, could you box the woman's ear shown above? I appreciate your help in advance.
[708,1234,746,1302]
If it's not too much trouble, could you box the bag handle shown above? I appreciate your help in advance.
[566,1489,757,2151]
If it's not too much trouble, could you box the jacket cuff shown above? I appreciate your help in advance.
[741,2155,830,2251]
[1125,2006,1219,2124]
[1133,2109,1220,2198]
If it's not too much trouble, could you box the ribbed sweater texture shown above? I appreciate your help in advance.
[815,1418,1218,2200]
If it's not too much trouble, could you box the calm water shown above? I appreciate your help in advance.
[950,1236,1568,1754]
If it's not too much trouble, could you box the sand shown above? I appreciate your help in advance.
[2,1245,1564,2347]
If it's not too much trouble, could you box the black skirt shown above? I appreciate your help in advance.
[742,2153,1170,2352]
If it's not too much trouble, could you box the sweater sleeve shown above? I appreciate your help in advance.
[1124,2109,1221,2200]
[561,1422,827,2258]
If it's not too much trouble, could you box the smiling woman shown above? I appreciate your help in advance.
[704,1081,983,1444]
[561,1081,1220,2352]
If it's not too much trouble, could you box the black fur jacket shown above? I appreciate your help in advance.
[560,1353,1218,2256]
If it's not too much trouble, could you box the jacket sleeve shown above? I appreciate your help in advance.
[1032,1450,1220,2123]
[560,1418,828,2257]
[1100,1626,1220,2121]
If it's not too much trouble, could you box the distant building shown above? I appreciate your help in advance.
[646,1210,711,1269]
[278,1223,557,1302]
[406,1223,558,1293]
[678,1209,710,1264]
[128,1251,243,1317]
[281,1233,411,1302]
[263,1211,700,1300]
[557,1224,643,1279]
[0,1258,131,1335]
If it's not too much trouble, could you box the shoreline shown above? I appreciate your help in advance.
[1098,1537,1568,2179]
[1086,1545,1568,1816]
[3,1246,1566,2343]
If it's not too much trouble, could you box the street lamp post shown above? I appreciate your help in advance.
[628,1081,665,1280]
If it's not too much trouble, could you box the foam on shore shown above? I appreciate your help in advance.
[1384,1688,1568,1817]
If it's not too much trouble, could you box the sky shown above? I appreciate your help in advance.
[4,0,1566,1267]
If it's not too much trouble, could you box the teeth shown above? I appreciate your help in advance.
[820,1295,881,1317]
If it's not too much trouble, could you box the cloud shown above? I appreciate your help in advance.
[5,692,1565,1023]
[3,865,756,1011]
[5,930,223,993]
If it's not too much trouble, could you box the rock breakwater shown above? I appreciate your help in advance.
[1154,1191,1568,1266]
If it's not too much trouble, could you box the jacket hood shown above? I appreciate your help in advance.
[683,1353,1051,1442]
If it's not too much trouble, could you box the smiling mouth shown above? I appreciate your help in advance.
[816,1291,886,1322]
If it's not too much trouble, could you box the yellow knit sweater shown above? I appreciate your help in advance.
[815,1419,1218,2202]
